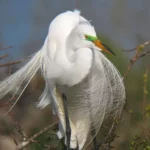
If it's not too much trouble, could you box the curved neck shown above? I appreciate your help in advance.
[59,47,93,86]
[46,37,93,86]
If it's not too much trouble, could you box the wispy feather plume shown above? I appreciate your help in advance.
[0,39,48,114]
[58,49,125,149]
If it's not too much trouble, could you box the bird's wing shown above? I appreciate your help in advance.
[60,49,125,149]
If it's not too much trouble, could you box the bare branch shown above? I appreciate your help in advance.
[17,122,58,150]
[0,44,22,68]
[123,42,150,79]
[138,50,150,59]
[123,40,150,52]
[0,60,23,67]
[122,47,137,52]
[0,54,8,60]
[0,45,12,50]
[30,139,51,148]
[9,113,27,141]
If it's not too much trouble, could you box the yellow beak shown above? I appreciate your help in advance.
[93,40,116,56]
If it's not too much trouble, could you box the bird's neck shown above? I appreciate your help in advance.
[58,45,93,86]
[46,37,93,86]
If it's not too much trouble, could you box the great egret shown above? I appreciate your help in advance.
[0,10,125,150]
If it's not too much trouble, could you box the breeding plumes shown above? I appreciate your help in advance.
[0,10,125,150]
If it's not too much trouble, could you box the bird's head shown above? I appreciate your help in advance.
[49,10,115,56]
[67,19,115,55]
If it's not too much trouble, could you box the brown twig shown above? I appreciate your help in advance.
[138,50,150,59]
[0,60,23,67]
[17,122,58,150]
[123,41,150,79]
[0,45,12,50]
[10,116,27,141]
[0,44,22,68]
[30,139,52,148]
[123,40,150,52]
[0,54,8,60]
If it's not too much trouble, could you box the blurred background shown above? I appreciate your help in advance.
[0,0,150,149]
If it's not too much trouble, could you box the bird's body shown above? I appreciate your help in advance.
[0,10,125,150]
[43,10,95,86]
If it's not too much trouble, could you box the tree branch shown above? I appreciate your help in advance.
[0,60,23,67]
[17,122,58,150]
[0,54,8,60]
[123,40,150,52]
[0,45,12,50]
[123,41,150,79]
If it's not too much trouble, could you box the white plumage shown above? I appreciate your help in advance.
[0,10,125,149]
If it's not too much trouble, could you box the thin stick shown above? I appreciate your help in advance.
[139,50,150,59]
[123,40,150,52]
[0,46,12,50]
[17,122,57,150]
[123,45,150,80]
[0,60,23,67]
[0,54,8,60]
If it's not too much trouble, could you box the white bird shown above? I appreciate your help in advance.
[0,10,125,150]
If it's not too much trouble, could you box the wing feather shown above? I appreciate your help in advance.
[59,49,125,149]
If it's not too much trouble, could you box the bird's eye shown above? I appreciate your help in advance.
[84,35,89,40]
[84,34,98,42]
